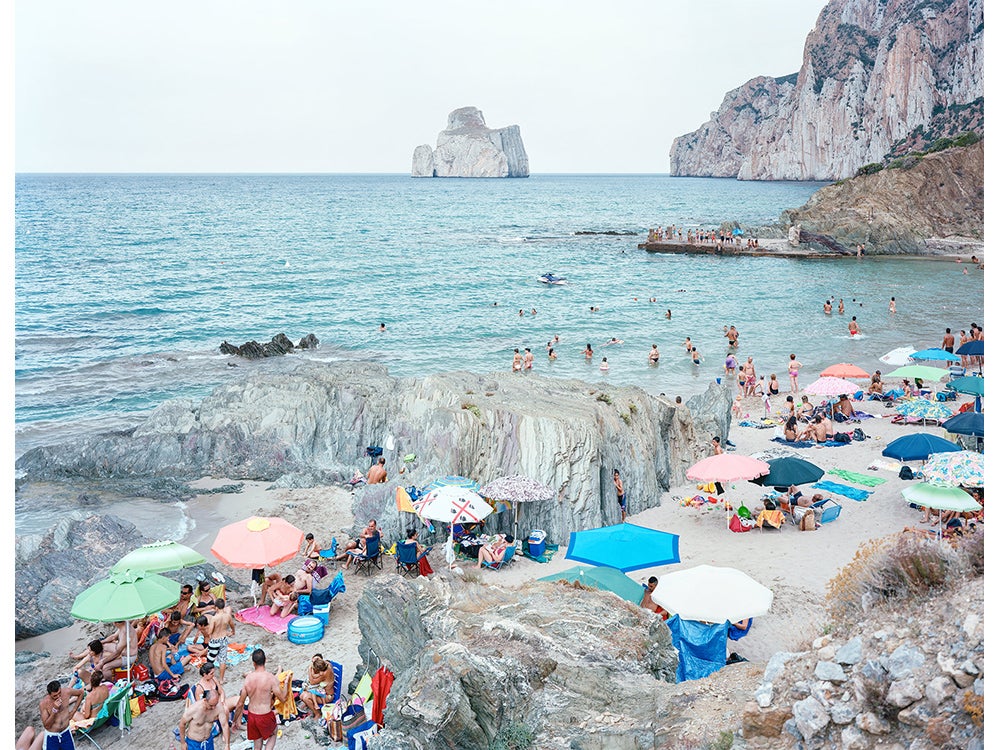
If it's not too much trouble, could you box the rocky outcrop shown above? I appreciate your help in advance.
[15,362,731,545]
[357,574,680,748]
[670,0,984,180]
[219,332,318,359]
[782,141,983,253]
[742,575,984,749]
[412,107,529,178]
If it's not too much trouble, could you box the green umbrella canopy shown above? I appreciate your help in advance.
[538,564,645,604]
[901,484,982,512]
[71,569,180,623]
[111,540,206,574]
[886,365,949,382]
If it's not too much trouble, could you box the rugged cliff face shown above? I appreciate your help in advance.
[782,140,983,253]
[412,107,530,177]
[670,0,983,180]
[15,362,731,544]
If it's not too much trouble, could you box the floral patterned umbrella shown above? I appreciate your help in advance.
[481,475,556,542]
[895,398,954,421]
[920,451,984,488]
[802,376,861,396]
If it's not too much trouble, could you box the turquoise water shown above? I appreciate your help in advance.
[15,174,984,457]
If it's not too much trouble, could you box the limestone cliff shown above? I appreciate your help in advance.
[412,107,530,177]
[670,0,983,180]
[782,140,983,254]
[15,362,731,545]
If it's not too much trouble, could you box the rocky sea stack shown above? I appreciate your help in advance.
[412,107,529,178]
[670,0,983,180]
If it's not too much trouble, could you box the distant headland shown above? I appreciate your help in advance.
[412,106,529,178]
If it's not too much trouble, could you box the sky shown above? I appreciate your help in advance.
[15,0,829,173]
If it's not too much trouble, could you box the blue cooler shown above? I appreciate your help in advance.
[528,530,547,557]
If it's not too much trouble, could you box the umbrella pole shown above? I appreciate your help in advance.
[513,503,520,544]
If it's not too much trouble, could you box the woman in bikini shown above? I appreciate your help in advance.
[788,354,801,394]
[478,535,514,568]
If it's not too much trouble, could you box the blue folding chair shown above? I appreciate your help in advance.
[482,544,516,571]
[395,541,431,578]
[348,534,382,576]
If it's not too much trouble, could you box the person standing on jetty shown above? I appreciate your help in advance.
[232,649,291,750]
[613,469,626,523]
[788,354,802,394]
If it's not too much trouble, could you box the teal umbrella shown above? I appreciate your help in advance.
[111,540,206,574]
[946,377,985,397]
[71,569,181,622]
[421,475,481,494]
[538,565,644,603]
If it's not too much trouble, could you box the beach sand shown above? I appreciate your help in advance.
[14,390,973,746]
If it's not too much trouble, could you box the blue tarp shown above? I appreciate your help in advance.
[667,614,728,682]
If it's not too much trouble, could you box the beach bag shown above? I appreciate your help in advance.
[729,514,754,533]
[852,428,867,442]
[156,679,189,701]
[798,508,816,531]
[833,432,852,443]
[899,465,914,480]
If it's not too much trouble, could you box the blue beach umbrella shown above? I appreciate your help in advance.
[565,523,680,573]
[882,433,961,462]
[942,412,985,438]
[955,341,984,357]
[910,348,961,362]
[420,475,481,494]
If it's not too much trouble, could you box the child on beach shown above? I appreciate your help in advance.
[788,354,801,394]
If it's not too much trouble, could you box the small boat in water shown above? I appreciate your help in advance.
[538,272,567,286]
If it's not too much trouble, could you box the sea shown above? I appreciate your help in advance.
[14,174,985,532]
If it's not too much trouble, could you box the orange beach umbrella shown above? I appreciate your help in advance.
[820,363,870,379]
[211,516,304,568]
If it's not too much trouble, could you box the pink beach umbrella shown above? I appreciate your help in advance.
[687,454,770,527]
[802,376,861,397]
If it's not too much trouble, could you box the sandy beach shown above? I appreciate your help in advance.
[15,382,975,747]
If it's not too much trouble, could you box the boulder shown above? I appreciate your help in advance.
[412,107,529,178]
[219,332,318,359]
[354,574,676,747]
[16,363,731,546]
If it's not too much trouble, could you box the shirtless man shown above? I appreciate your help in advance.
[150,628,191,681]
[942,328,955,353]
[684,337,692,352]
[100,620,137,673]
[838,299,845,314]
[202,601,237,680]
[823,300,832,314]
[848,316,861,336]
[166,609,195,646]
[725,325,739,347]
[639,577,667,619]
[812,415,830,442]
[268,576,297,618]
[39,679,84,750]
[69,640,106,685]
[72,672,109,724]
[366,457,387,484]
[232,649,291,750]
[512,348,523,372]
[180,688,230,750]
[834,395,855,419]
[293,560,317,599]
[299,654,336,718]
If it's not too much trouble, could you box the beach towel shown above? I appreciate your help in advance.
[235,605,295,634]
[827,468,887,487]
[770,438,849,449]
[812,480,871,502]
[869,459,902,472]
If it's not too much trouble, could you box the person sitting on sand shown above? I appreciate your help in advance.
[268,575,297,618]
[833,394,855,420]
[303,533,320,560]
[191,580,218,617]
[767,374,780,396]
[69,639,106,684]
[150,629,190,682]
[300,654,337,718]
[366,456,388,484]
[783,416,800,442]
[798,395,817,420]
[72,671,109,723]
[640,577,668,620]
[867,371,883,395]
[478,534,514,568]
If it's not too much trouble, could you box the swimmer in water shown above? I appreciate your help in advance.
[600,357,609,371]
[606,338,624,345]
[582,343,593,359]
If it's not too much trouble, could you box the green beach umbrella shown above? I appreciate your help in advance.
[111,540,207,575]
[886,365,949,382]
[71,569,181,622]
[945,376,985,397]
[538,565,645,604]
[901,483,982,512]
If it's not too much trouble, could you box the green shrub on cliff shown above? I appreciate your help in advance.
[855,162,884,177]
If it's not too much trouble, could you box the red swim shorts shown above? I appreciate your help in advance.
[247,710,278,740]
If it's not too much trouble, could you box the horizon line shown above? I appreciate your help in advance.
[15,171,678,177]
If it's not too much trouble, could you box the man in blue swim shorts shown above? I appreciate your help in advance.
[179,688,229,750]
[39,679,84,749]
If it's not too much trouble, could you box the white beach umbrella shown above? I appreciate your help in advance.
[650,565,773,624]
[879,346,918,367]
[412,485,494,567]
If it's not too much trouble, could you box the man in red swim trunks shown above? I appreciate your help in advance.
[232,649,290,750]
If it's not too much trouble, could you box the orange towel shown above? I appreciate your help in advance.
[756,510,785,529]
